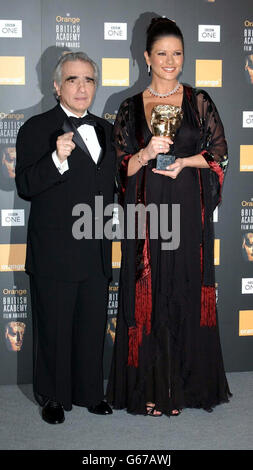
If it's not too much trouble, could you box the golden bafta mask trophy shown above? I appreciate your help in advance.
[151,104,184,170]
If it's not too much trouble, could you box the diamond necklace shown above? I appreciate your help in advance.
[147,82,180,98]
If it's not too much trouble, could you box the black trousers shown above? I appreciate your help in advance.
[30,267,109,411]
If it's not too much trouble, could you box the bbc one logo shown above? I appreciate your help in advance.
[243,111,253,128]
[242,278,253,294]
[1,210,24,227]
[0,20,22,38]
[104,23,127,40]
[198,25,220,42]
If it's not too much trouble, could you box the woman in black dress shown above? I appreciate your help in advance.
[106,17,231,416]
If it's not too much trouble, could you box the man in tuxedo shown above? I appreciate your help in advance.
[15,52,115,424]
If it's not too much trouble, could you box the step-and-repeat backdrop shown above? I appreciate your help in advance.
[0,0,252,384]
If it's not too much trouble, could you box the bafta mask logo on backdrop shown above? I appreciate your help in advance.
[240,145,253,171]
[5,321,26,351]
[245,55,253,84]
[239,310,253,336]
[242,232,253,262]
[0,20,22,38]
[102,58,129,87]
[1,147,16,179]
[195,60,222,87]
[104,23,127,40]
[106,317,117,344]
[0,57,25,85]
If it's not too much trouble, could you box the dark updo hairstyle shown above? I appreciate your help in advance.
[146,17,184,55]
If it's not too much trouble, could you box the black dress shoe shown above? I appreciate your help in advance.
[42,400,65,424]
[204,407,213,413]
[88,400,113,415]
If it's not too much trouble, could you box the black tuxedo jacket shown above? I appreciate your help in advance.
[15,104,116,282]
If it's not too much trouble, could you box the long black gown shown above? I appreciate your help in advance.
[106,86,231,414]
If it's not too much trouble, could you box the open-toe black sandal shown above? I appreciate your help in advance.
[170,409,182,416]
[145,404,163,417]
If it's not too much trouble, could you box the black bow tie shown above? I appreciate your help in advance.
[68,115,97,128]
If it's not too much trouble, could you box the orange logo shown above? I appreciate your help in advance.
[112,241,121,269]
[195,60,222,87]
[240,145,253,171]
[0,57,25,85]
[0,244,26,271]
[102,58,129,86]
[214,239,220,265]
[239,310,253,336]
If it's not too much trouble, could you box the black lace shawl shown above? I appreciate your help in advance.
[113,85,228,332]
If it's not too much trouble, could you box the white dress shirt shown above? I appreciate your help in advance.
[52,104,101,174]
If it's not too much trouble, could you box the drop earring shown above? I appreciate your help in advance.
[148,64,151,75]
